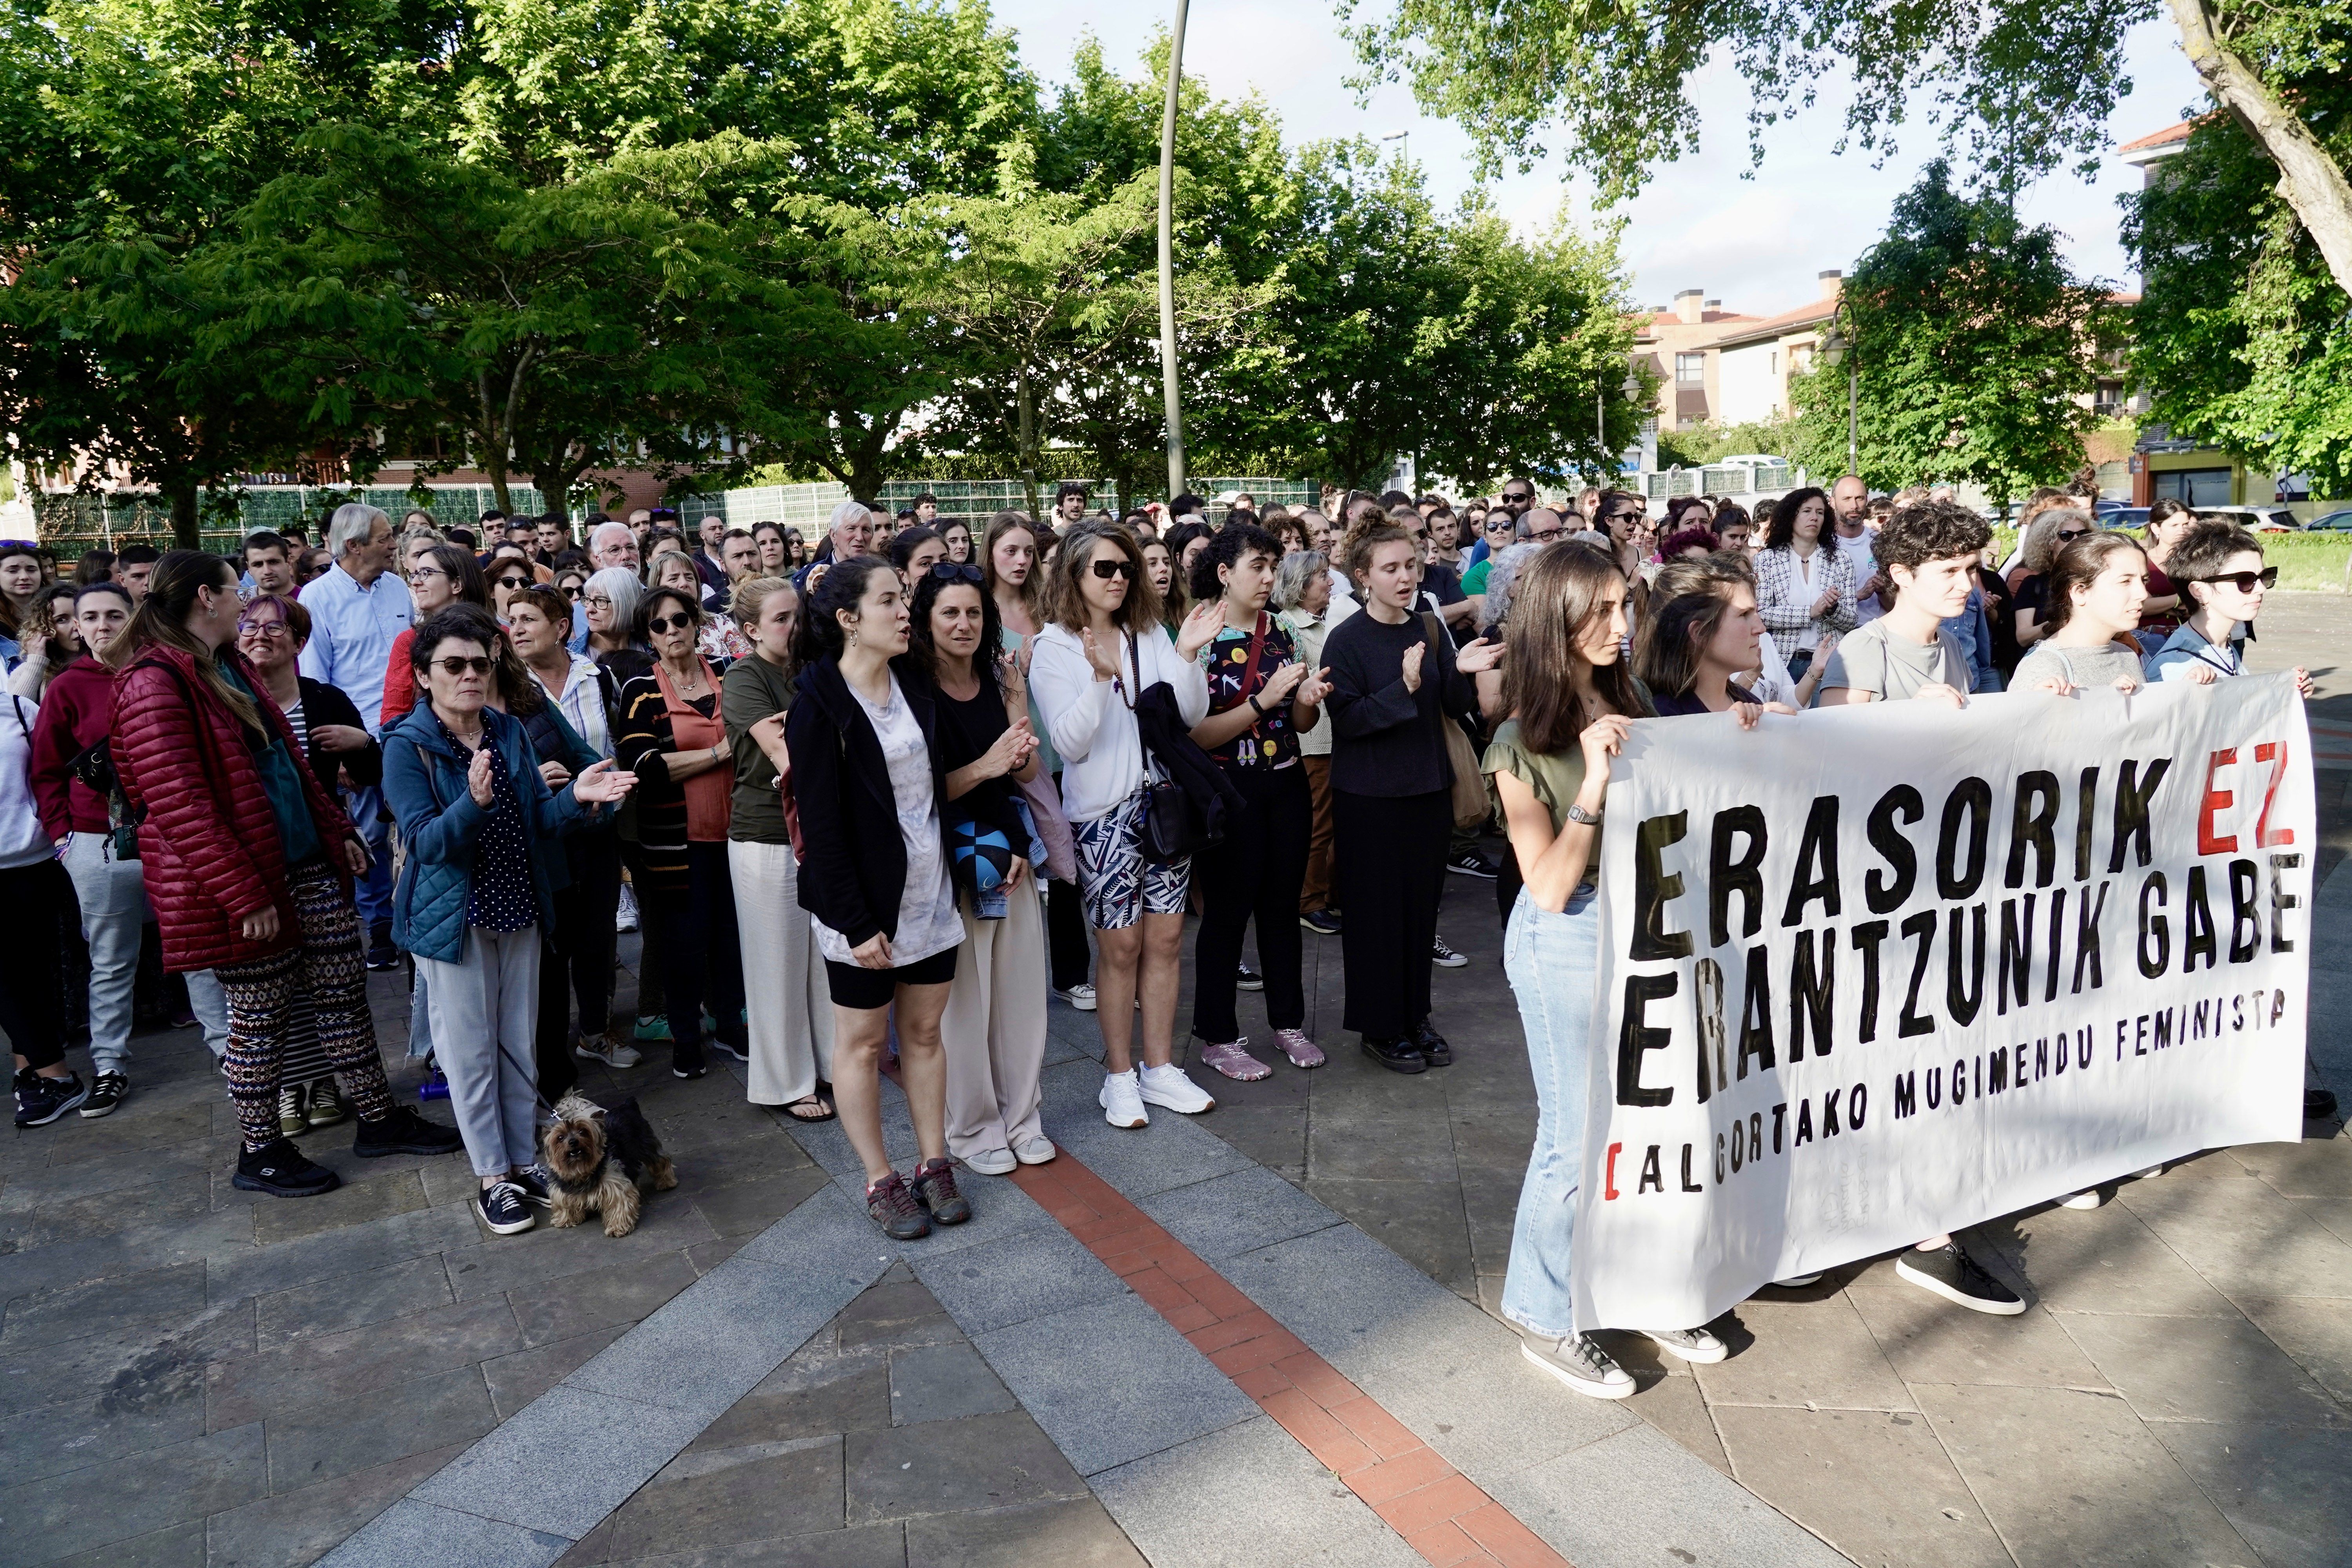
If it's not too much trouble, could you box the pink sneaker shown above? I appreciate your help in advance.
[1199,1038,1272,1082]
[1273,1028,1326,1069]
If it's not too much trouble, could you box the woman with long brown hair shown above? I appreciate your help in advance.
[1482,542,1727,1399]
[112,552,461,1196]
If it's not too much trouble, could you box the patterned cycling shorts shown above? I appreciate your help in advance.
[1073,790,1191,931]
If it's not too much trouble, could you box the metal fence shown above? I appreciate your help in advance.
[675,476,1325,541]
[31,484,546,559]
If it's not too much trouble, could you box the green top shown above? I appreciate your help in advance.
[222,664,321,866]
[722,653,797,844]
[1480,685,1655,879]
[1462,557,1494,596]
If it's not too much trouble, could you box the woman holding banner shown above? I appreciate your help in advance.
[1481,543,1726,1399]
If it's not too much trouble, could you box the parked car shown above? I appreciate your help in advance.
[2197,505,2303,533]
[2304,508,2352,532]
[2100,507,2150,531]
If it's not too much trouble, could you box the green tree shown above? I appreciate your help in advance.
[2125,76,2352,495]
[1792,163,2116,502]
[1342,0,2352,300]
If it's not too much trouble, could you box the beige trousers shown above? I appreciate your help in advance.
[940,877,1049,1159]
[729,839,835,1105]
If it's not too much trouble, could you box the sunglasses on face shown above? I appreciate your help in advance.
[646,612,696,634]
[1502,492,1532,505]
[2056,529,2092,543]
[2198,567,2278,592]
[431,656,494,677]
[495,575,531,590]
[564,586,584,599]
[1088,558,1136,581]
[929,562,984,584]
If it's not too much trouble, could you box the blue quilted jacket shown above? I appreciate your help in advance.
[383,705,601,964]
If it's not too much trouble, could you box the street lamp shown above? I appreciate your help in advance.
[1820,323,1857,476]
[1156,0,1191,499]
[1380,129,1409,165]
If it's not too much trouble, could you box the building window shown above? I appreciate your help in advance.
[1769,350,1779,375]
[2153,468,2232,508]
[2094,380,2126,418]
[1675,353,1705,386]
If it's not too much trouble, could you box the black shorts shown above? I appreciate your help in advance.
[825,947,958,1010]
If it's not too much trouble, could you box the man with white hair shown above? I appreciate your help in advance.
[590,520,640,572]
[796,499,874,588]
[296,501,412,965]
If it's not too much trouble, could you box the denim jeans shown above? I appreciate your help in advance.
[347,784,393,928]
[64,831,149,1074]
[1499,883,1599,1340]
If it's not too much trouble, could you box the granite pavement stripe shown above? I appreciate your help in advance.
[409,1384,709,1539]
[314,1497,570,1568]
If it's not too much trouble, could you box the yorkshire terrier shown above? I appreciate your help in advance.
[541,1093,677,1237]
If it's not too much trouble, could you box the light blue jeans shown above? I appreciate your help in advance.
[1500,884,1599,1340]
[64,832,148,1075]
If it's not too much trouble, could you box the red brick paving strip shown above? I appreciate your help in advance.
[1009,1152,1573,1568]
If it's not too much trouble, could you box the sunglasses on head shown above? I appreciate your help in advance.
[2197,567,2278,592]
[431,655,493,677]
[928,562,984,584]
[646,612,696,634]
[1088,558,1136,581]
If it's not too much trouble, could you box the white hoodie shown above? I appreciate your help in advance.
[1029,623,1209,824]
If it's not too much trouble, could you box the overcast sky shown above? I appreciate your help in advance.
[991,0,2208,320]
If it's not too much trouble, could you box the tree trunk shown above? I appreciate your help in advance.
[2169,0,2352,296]
[165,477,201,551]
[1016,364,1039,521]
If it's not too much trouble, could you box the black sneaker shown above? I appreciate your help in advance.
[1412,1020,1454,1067]
[232,1138,341,1198]
[1446,849,1499,879]
[1236,965,1264,992]
[1895,1242,2027,1316]
[2309,1087,2339,1121]
[866,1171,931,1241]
[79,1071,129,1118]
[1431,935,1469,968]
[476,1180,535,1235]
[673,1051,710,1081]
[13,1070,87,1128]
[511,1164,552,1205]
[910,1157,973,1225]
[1299,908,1341,936]
[353,1104,465,1158]
[364,922,401,971]
[1359,1036,1427,1075]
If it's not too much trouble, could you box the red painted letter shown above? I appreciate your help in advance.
[1604,1142,1623,1200]
[2198,748,2237,855]
[2254,741,2295,847]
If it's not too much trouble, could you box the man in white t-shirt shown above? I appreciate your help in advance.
[1831,474,1884,624]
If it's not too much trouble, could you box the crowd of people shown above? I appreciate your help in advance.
[0,474,2314,1390]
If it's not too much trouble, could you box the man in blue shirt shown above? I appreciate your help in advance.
[297,503,412,965]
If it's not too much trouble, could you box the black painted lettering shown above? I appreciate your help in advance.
[1633,812,1693,960]
[1849,1083,1867,1128]
[2183,866,2217,973]
[1997,895,2034,1016]
[1710,806,1767,947]
[1771,1103,1786,1152]
[1616,973,1679,1107]
[2109,757,2173,873]
[2007,771,2060,889]
[2271,853,2303,954]
[1781,796,1843,927]
[1794,1098,1814,1145]
[1865,786,1923,914]
[1680,1143,1704,1192]
[1737,946,1775,1078]
[2138,873,2170,979]
[1851,920,1888,1044]
[2044,885,2068,1002]
[1898,909,1937,1038]
[1937,777,1993,899]
[2074,766,2100,882]
[2073,880,2108,994]
[1947,903,1987,1027]
[2228,859,2259,963]
[1638,1145,1664,1193]
[1894,1072,1916,1118]
[1691,957,1727,1103]
[1788,931,1835,1061]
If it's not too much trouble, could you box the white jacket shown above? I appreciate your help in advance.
[1030,623,1210,824]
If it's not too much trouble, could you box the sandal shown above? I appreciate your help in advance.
[784,1092,837,1123]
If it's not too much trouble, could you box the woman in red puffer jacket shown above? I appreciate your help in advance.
[111,552,462,1198]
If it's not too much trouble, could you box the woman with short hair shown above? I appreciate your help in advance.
[383,542,487,726]
[113,552,462,1197]
[385,607,633,1234]
[723,574,835,1121]
[786,559,973,1237]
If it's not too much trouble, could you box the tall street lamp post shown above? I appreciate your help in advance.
[1156,0,1191,500]
[1821,323,1858,475]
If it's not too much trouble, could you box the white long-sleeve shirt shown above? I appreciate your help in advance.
[1030,622,1210,824]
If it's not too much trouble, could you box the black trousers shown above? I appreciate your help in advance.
[618,839,666,1020]
[1334,788,1451,1040]
[653,841,746,1073]
[535,829,623,1099]
[1192,764,1310,1042]
[1045,771,1093,991]
[0,861,74,1071]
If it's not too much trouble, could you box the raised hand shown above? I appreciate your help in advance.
[1576,711,1632,780]
[1260,661,1309,706]
[1455,637,1504,675]
[1175,600,1224,660]
[1400,641,1426,693]
[1294,664,1334,707]
[1082,627,1120,683]
[467,744,495,808]
[570,759,638,805]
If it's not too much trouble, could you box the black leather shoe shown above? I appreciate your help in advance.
[1359,1036,1427,1074]
[1413,1020,1453,1067]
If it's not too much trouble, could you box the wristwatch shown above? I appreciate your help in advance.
[1564,802,1602,826]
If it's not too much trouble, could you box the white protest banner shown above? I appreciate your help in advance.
[1571,673,2314,1332]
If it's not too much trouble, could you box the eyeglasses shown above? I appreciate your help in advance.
[582,593,613,609]
[408,566,446,582]
[236,620,290,639]
[928,562,984,584]
[1526,526,1563,542]
[430,656,494,677]
[646,612,697,634]
[1088,558,1135,581]
[2195,567,2278,592]
[2055,529,2093,543]
[495,575,531,590]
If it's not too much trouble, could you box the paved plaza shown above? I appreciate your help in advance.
[3,595,2348,1568]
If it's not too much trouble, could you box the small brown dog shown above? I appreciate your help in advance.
[541,1093,677,1237]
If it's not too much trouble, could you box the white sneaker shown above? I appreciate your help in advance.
[964,1147,1016,1176]
[2134,1165,2164,1181]
[615,884,639,933]
[1100,1070,1148,1129]
[1014,1135,1057,1165]
[1138,1062,1214,1114]
[1521,1332,1634,1400]
[1770,1273,1824,1289]
[1055,984,1098,1012]
[1642,1326,1728,1363]
[2059,1189,2105,1210]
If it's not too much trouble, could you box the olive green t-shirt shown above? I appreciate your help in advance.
[1480,690,1654,883]
[722,654,797,844]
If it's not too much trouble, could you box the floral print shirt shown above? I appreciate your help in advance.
[1198,613,1299,771]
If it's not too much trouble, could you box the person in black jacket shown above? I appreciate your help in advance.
[784,557,973,1241]
[1321,519,1502,1074]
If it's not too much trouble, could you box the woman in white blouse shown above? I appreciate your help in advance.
[1751,485,1857,681]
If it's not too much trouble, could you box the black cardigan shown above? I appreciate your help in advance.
[295,676,383,795]
[786,657,958,949]
[1321,610,1479,798]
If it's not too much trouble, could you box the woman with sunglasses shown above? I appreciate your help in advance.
[2147,520,2312,695]
[234,593,383,1132]
[488,550,539,623]
[787,558,974,1238]
[2010,508,2095,652]
[614,586,748,1076]
[907,563,1052,1174]
[385,608,634,1234]
[381,543,487,727]
[1030,523,1223,1128]
[651,549,751,663]
[114,552,462,1197]
[723,574,835,1123]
